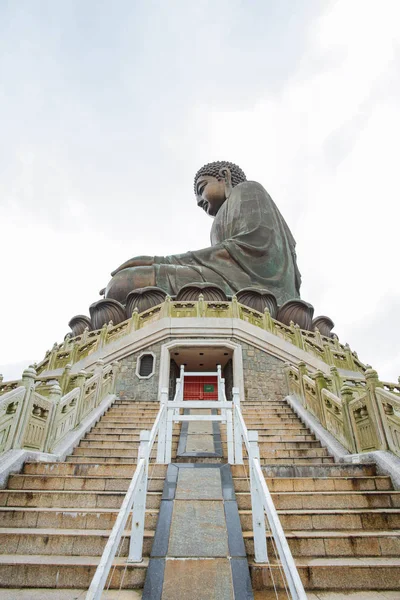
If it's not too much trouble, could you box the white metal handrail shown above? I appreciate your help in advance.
[86,402,166,600]
[232,387,307,600]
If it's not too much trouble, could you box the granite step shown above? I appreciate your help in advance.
[259,463,379,478]
[0,507,159,530]
[23,461,167,477]
[249,557,400,590]
[239,508,400,530]
[0,527,155,556]
[0,489,162,509]
[7,474,165,492]
[243,529,400,557]
[0,555,148,589]
[233,476,393,492]
[236,490,400,510]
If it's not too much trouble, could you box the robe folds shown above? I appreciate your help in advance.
[152,181,301,304]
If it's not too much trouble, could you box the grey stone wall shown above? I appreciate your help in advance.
[115,342,164,402]
[239,340,288,402]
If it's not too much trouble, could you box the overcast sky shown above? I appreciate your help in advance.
[1,0,399,383]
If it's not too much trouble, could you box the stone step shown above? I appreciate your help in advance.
[0,555,148,589]
[93,425,181,433]
[0,527,155,556]
[233,476,393,492]
[249,557,400,590]
[256,441,323,450]
[256,433,316,441]
[243,529,400,557]
[23,462,167,477]
[257,456,336,465]
[243,415,302,427]
[239,508,400,530]
[0,507,159,530]
[242,406,293,418]
[77,440,180,449]
[0,588,143,599]
[257,448,330,458]
[7,474,165,492]
[236,490,400,510]
[72,447,176,457]
[66,456,141,464]
[0,489,162,509]
[84,433,180,441]
[244,426,310,433]
[260,463,378,478]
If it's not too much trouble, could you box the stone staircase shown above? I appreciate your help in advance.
[232,398,400,594]
[0,399,178,595]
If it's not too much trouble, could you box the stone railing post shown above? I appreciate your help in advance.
[231,295,240,319]
[110,361,120,395]
[313,327,323,347]
[94,360,105,406]
[365,368,388,450]
[74,370,89,426]
[263,308,274,333]
[313,370,329,427]
[44,383,63,453]
[290,322,304,350]
[329,366,342,397]
[48,343,59,370]
[60,364,72,395]
[323,342,334,367]
[128,308,140,332]
[196,294,206,318]
[344,343,356,371]
[98,323,109,349]
[340,385,359,454]
[13,366,37,449]
[297,361,308,405]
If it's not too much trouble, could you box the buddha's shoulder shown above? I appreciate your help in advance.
[232,180,270,199]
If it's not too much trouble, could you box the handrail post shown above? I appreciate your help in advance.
[128,430,150,562]
[165,404,174,464]
[232,387,243,464]
[217,364,226,421]
[249,430,268,563]
[157,388,168,463]
[226,401,234,464]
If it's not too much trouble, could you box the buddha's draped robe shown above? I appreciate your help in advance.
[107,181,301,305]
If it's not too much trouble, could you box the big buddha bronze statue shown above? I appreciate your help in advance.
[103,161,301,305]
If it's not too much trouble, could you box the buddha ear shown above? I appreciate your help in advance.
[219,167,233,198]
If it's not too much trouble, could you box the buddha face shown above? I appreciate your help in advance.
[195,175,226,216]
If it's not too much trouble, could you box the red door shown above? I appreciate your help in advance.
[183,376,218,400]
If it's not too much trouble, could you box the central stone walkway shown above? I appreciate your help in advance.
[177,409,222,457]
[143,409,252,599]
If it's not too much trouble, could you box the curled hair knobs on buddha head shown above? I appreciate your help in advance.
[193,161,247,195]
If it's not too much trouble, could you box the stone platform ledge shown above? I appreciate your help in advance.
[341,451,400,491]
[286,394,400,490]
[0,393,117,489]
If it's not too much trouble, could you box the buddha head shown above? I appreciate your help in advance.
[194,161,247,216]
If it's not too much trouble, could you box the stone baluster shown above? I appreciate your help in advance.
[13,367,37,449]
